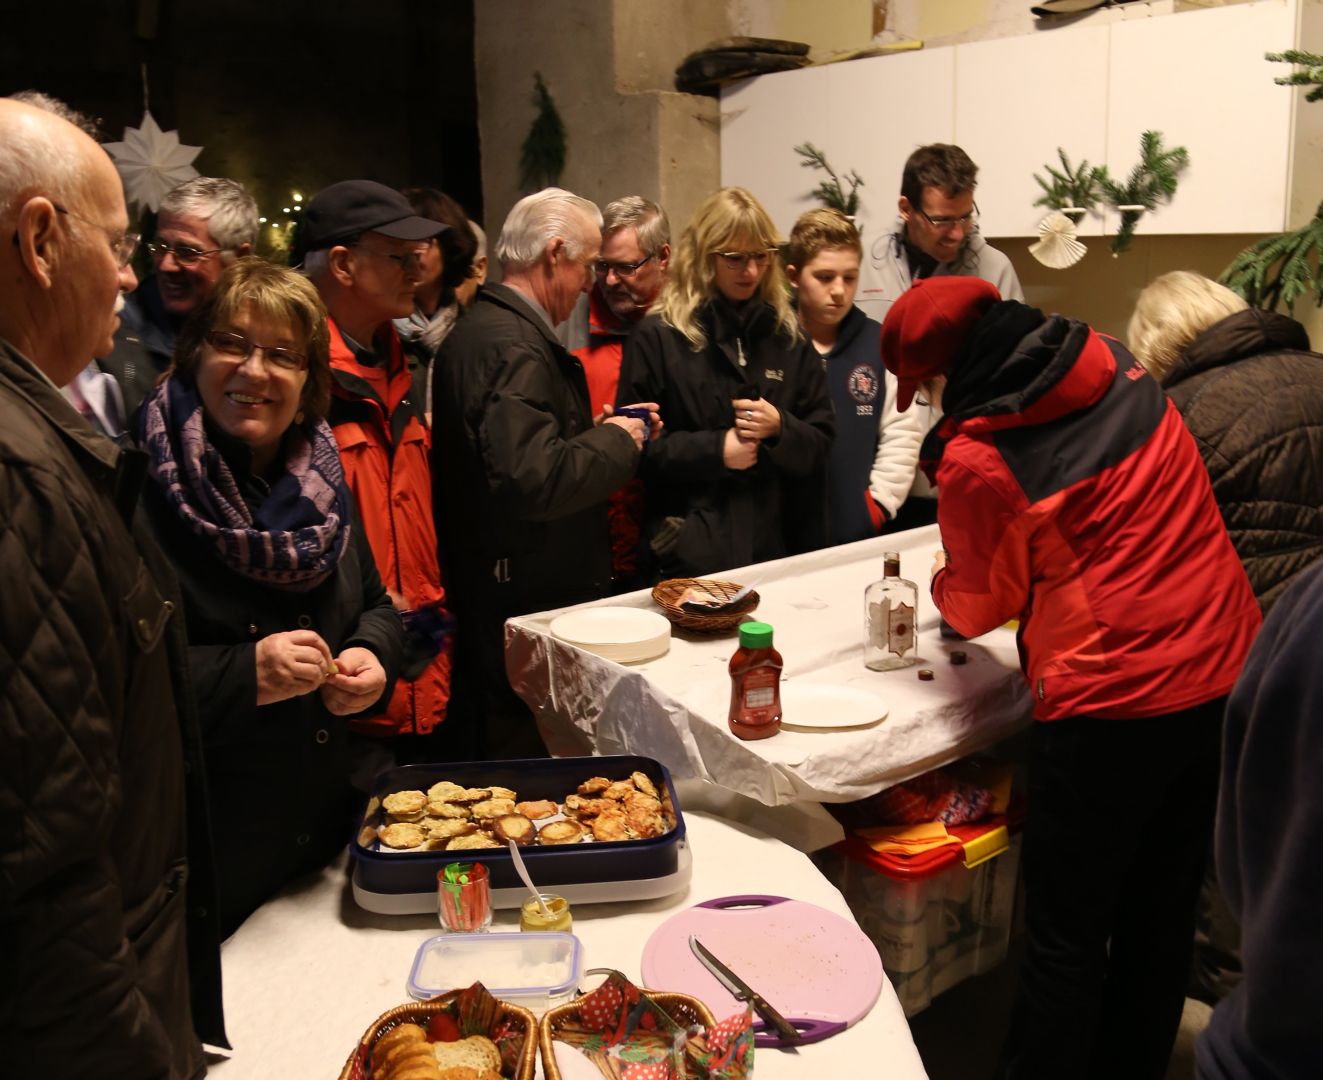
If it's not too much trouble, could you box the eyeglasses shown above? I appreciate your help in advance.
[205,330,308,371]
[594,252,654,279]
[714,248,778,270]
[914,203,980,233]
[351,243,424,273]
[146,240,222,266]
[8,202,140,267]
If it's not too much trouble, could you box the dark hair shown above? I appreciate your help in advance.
[173,257,333,420]
[900,144,978,209]
[400,187,478,292]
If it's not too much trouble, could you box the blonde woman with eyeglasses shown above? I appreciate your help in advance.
[616,187,834,579]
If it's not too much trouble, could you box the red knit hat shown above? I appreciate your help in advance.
[881,277,1002,411]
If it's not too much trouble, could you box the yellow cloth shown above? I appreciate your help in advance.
[855,821,964,856]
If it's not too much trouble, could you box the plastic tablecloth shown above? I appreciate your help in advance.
[508,527,1032,821]
[205,810,929,1079]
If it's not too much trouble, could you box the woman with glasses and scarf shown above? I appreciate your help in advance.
[138,257,402,940]
[615,187,834,580]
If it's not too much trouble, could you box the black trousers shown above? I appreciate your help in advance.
[998,697,1225,1080]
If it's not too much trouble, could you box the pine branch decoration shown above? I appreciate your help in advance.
[1268,49,1323,102]
[1032,149,1105,212]
[1097,130,1189,254]
[794,142,864,218]
[1221,199,1323,311]
[519,72,566,192]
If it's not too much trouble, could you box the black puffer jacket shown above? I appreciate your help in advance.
[1163,308,1323,613]
[616,299,834,578]
[432,283,640,619]
[0,340,202,1078]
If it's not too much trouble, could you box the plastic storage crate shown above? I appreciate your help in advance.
[819,817,1021,1017]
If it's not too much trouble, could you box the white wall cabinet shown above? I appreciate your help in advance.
[722,0,1321,240]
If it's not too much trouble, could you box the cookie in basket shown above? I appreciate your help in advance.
[427,780,466,803]
[445,832,502,851]
[427,800,472,820]
[470,798,516,821]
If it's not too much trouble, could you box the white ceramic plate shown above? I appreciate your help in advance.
[777,682,888,731]
[549,607,671,663]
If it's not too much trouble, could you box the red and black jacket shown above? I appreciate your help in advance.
[928,305,1260,721]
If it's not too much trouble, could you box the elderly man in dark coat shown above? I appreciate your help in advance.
[432,187,652,758]
[0,98,206,1077]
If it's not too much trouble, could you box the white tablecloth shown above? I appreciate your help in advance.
[508,527,1032,827]
[206,811,928,1079]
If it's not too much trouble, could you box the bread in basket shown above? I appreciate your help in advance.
[652,578,759,634]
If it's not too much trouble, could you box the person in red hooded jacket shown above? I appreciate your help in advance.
[881,277,1261,1080]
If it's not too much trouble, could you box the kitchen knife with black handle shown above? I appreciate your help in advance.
[688,935,803,1045]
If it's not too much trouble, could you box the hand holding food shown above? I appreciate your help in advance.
[255,628,335,705]
[321,646,388,716]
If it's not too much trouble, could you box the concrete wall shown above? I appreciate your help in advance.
[475,0,728,248]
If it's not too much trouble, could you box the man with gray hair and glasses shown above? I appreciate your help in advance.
[0,95,206,1077]
[433,187,658,757]
[104,175,258,415]
[574,195,671,588]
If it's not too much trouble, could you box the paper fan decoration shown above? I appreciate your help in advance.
[104,111,202,213]
[1029,210,1087,269]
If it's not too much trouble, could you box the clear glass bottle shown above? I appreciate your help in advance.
[864,551,918,670]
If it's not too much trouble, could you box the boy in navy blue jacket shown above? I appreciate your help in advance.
[786,210,922,545]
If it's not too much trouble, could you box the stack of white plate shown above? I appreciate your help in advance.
[549,607,672,664]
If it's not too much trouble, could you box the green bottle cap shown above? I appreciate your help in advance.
[739,621,774,649]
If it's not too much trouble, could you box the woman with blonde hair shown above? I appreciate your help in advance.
[1128,270,1323,614]
[616,187,834,578]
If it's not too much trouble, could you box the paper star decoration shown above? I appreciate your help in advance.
[104,111,202,213]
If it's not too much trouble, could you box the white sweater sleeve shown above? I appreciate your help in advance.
[868,370,926,518]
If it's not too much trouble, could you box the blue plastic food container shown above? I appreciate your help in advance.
[351,754,687,897]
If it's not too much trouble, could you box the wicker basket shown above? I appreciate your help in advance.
[538,989,717,1080]
[652,578,759,634]
[338,993,538,1080]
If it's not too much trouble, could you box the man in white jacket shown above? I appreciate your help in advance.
[859,144,1023,528]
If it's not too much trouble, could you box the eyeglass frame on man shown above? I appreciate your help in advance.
[349,239,426,274]
[594,252,655,279]
[146,239,223,267]
[204,329,308,371]
[713,247,779,271]
[9,201,140,268]
[913,201,980,232]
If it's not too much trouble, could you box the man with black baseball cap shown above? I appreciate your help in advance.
[303,180,457,773]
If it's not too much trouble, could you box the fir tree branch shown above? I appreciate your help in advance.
[794,142,864,218]
[1032,149,1104,211]
[519,72,566,192]
[1220,200,1323,312]
[1099,131,1189,253]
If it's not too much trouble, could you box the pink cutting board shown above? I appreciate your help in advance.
[640,895,883,1044]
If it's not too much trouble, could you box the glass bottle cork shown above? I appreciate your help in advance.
[864,551,918,670]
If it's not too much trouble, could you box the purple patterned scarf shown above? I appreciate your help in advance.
[140,373,351,591]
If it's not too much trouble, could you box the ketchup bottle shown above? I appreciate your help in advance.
[728,621,783,740]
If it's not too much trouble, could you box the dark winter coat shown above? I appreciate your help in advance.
[0,339,203,1078]
[431,283,640,622]
[101,276,178,419]
[616,299,835,578]
[1162,307,1323,613]
[141,433,402,940]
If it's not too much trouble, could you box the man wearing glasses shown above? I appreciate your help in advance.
[858,143,1024,528]
[103,176,257,417]
[0,96,205,1077]
[301,180,456,775]
[573,196,671,589]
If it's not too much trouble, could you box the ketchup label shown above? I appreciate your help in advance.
[739,668,780,724]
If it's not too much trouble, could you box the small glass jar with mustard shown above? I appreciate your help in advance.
[519,892,573,932]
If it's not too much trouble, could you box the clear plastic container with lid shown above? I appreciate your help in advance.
[407,930,582,1015]
[728,620,783,740]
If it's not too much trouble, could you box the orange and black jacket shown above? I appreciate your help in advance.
[327,317,450,736]
[926,302,1260,721]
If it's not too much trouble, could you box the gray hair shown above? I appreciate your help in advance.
[603,196,670,256]
[468,218,487,260]
[495,187,602,271]
[160,176,259,254]
[7,90,101,139]
[1128,270,1249,383]
[0,99,86,221]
